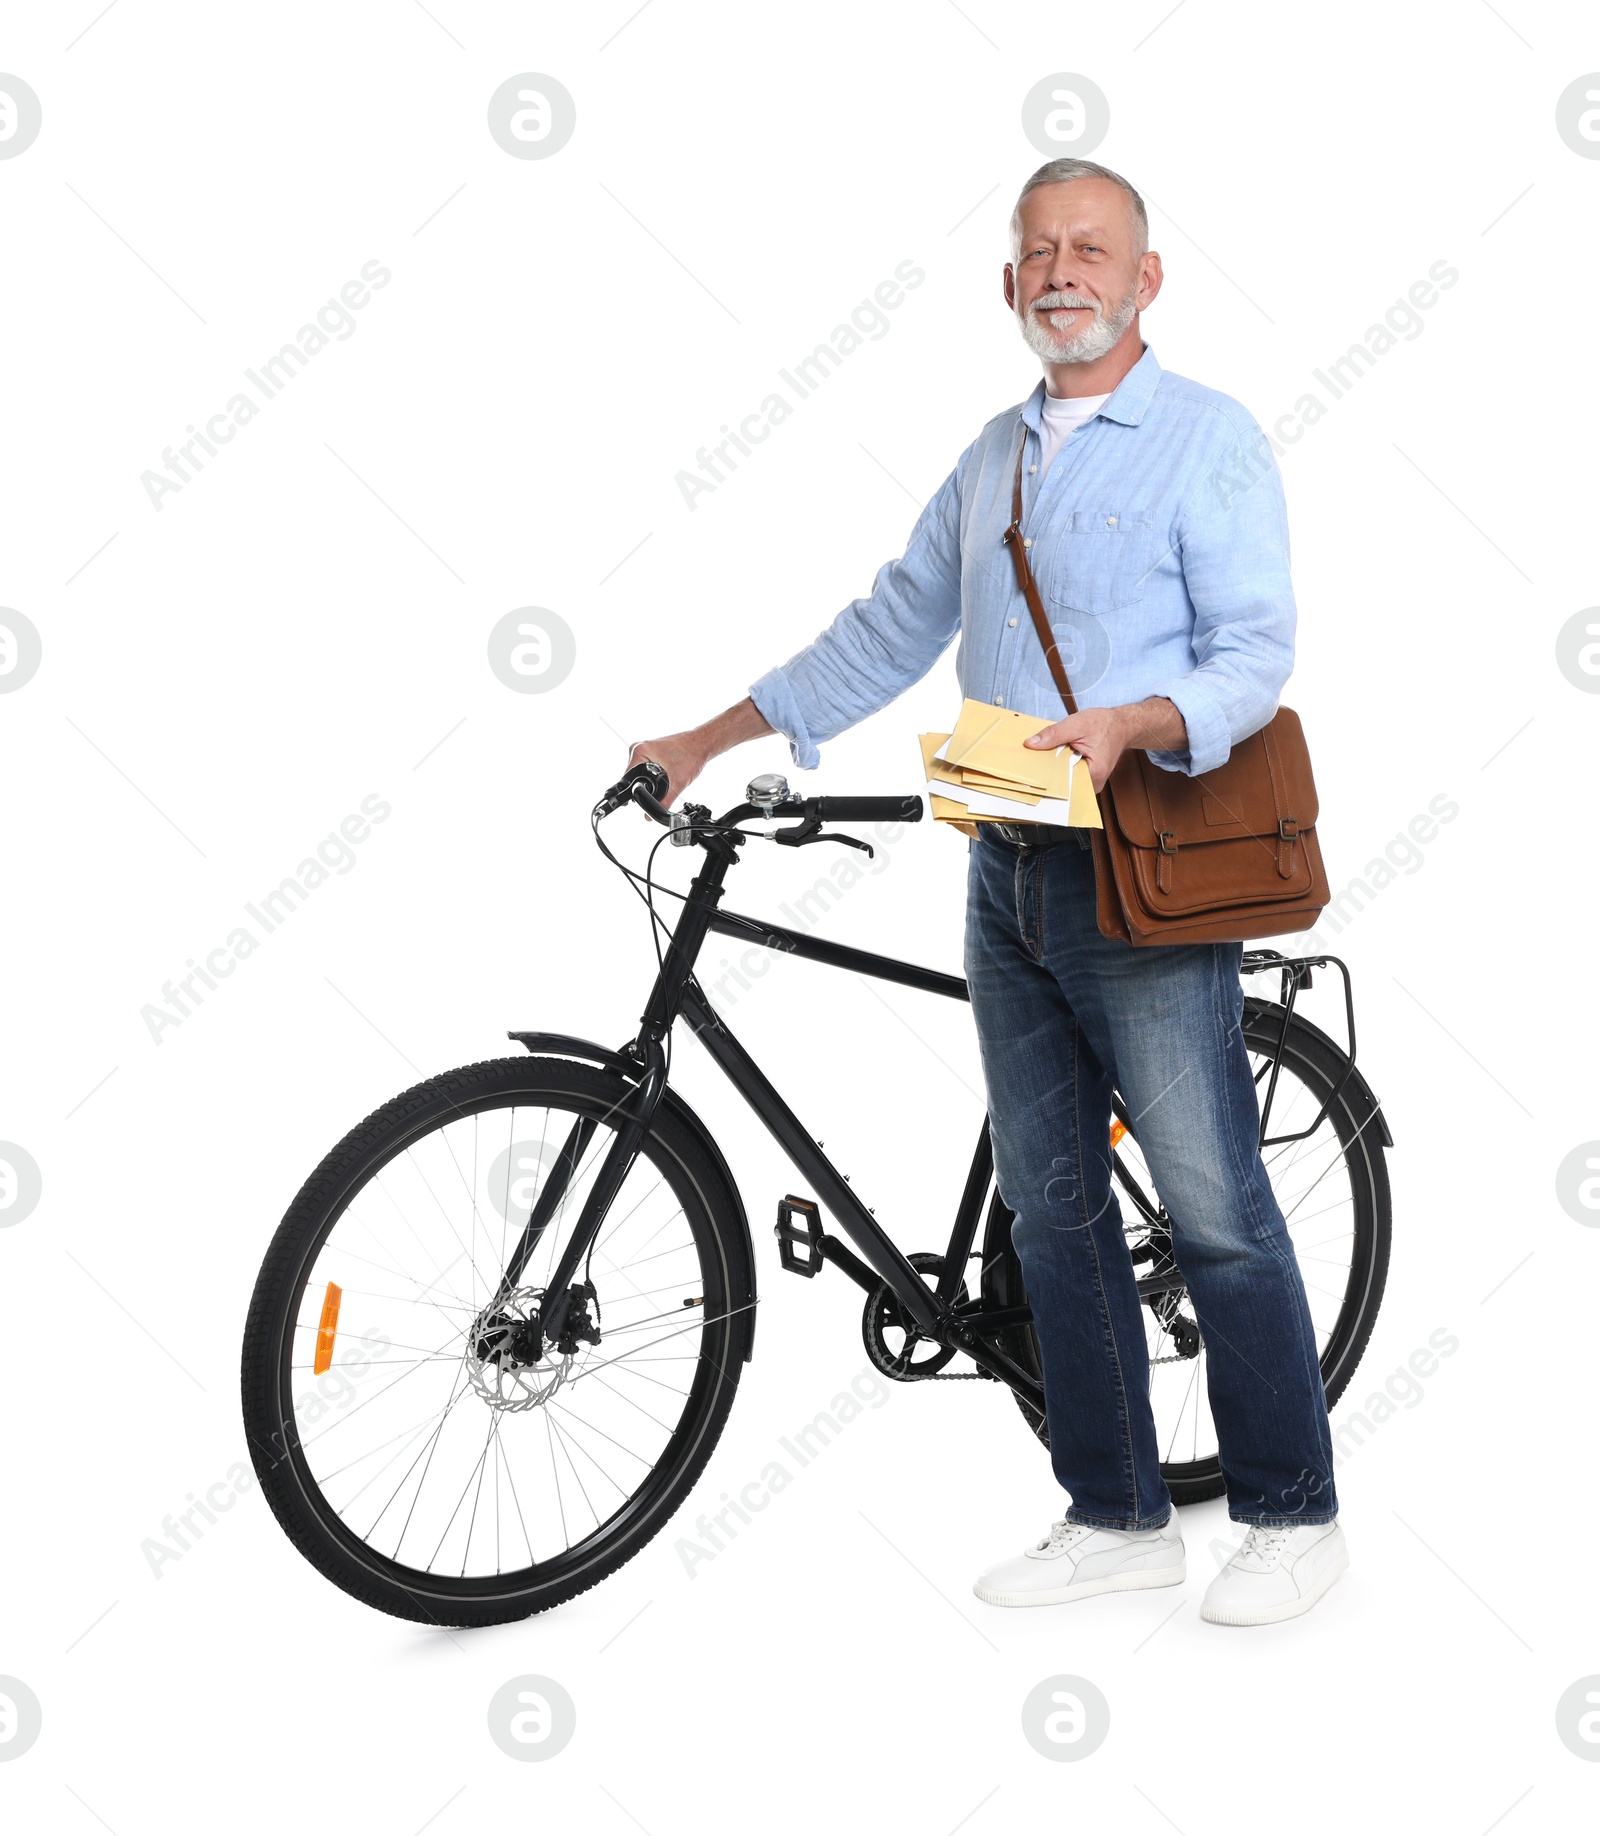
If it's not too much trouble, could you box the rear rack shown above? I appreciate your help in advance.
[1239,949,1357,1148]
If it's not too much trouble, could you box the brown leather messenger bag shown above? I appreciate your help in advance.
[1000,431,1330,946]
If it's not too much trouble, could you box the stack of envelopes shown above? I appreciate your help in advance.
[919,698,1102,838]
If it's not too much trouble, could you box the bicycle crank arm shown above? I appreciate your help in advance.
[1135,1269,1187,1299]
[813,1231,879,1294]
[953,1301,1033,1331]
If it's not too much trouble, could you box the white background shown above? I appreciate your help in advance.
[3,0,1597,1825]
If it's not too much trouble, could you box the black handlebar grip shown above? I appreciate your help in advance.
[598,759,669,817]
[814,795,924,824]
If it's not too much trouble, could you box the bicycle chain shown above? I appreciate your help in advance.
[905,1347,1190,1383]
[906,1328,1199,1380]
[886,1245,1196,1380]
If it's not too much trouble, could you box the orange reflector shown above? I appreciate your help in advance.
[1109,1119,1128,1150]
[313,1281,343,1375]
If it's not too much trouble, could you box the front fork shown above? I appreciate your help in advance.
[495,835,737,1345]
[532,1040,670,1342]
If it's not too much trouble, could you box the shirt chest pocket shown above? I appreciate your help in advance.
[1045,508,1156,614]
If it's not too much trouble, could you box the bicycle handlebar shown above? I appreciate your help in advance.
[719,793,925,828]
[597,766,924,835]
[631,782,674,824]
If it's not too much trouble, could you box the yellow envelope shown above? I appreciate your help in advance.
[955,774,1043,804]
[925,759,988,799]
[936,814,982,839]
[929,791,988,826]
[923,729,1049,800]
[923,738,1006,822]
[959,774,1044,805]
[920,729,1102,829]
[924,758,972,790]
[921,733,1047,822]
[1068,760,1102,828]
[920,731,954,778]
[943,699,1076,800]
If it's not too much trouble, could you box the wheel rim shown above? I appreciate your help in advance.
[272,1090,733,1589]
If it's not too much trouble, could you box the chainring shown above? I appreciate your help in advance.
[862,1252,969,1381]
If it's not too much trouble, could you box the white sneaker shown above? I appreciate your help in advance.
[973,1516,1185,1607]
[1201,1520,1348,1625]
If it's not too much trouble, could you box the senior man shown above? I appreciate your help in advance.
[630,158,1346,1627]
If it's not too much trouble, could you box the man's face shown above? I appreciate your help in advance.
[1004,178,1160,366]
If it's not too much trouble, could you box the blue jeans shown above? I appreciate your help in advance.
[965,828,1337,1529]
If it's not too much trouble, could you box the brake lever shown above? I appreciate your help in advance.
[770,809,822,846]
[771,812,874,858]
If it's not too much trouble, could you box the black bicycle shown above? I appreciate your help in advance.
[241,763,1392,1626]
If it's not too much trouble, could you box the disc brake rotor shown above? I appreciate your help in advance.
[465,1286,572,1412]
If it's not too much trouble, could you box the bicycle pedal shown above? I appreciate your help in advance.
[774,1195,824,1278]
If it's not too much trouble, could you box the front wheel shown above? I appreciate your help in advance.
[241,1055,755,1626]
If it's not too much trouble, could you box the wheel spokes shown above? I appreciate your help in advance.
[287,1096,719,1578]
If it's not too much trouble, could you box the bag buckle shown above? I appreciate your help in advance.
[1277,818,1299,842]
[1157,830,1178,854]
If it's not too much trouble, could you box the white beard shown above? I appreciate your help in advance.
[1020,287,1137,365]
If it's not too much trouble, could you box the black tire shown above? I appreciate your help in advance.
[981,1003,1391,1506]
[241,1055,755,1626]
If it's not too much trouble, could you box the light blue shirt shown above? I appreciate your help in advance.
[749,345,1295,778]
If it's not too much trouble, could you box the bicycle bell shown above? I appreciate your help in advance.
[746,773,790,815]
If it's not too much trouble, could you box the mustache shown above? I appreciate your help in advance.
[1030,291,1100,316]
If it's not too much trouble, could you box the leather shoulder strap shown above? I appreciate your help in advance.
[1001,426,1078,716]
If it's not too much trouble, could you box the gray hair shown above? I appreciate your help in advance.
[1010,158,1149,258]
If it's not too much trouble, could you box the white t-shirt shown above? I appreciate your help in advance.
[1038,390,1110,476]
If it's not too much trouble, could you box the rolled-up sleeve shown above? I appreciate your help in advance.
[1145,415,1296,776]
[750,464,965,771]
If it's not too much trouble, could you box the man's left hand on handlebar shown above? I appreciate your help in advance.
[629,697,775,808]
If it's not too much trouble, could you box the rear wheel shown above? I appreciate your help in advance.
[241,1055,755,1625]
[981,1003,1390,1505]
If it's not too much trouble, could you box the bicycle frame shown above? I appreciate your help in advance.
[491,819,1049,1400]
[507,819,1359,1412]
